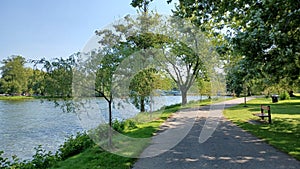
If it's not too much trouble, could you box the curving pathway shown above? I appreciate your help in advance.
[132,97,300,169]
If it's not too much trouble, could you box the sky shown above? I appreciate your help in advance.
[0,0,177,62]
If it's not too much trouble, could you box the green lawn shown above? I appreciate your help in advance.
[223,95,300,160]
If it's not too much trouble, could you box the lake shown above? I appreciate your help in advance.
[0,95,206,160]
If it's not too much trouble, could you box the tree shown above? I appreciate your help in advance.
[196,78,212,99]
[157,17,218,105]
[129,68,156,112]
[37,56,75,98]
[170,0,300,87]
[125,32,172,110]
[0,55,31,95]
[131,0,154,13]
[27,69,46,96]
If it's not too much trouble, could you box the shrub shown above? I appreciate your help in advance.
[112,119,125,133]
[58,132,95,160]
[124,119,137,130]
[112,119,138,133]
[0,146,59,169]
[0,133,95,168]
[280,91,290,100]
[31,145,58,169]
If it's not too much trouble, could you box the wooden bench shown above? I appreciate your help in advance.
[253,105,272,124]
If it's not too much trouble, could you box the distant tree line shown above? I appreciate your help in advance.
[0,55,74,97]
[0,55,42,96]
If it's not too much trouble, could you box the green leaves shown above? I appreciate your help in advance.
[0,56,31,95]
[176,0,300,90]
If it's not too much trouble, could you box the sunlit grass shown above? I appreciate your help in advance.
[0,96,34,100]
[223,95,300,160]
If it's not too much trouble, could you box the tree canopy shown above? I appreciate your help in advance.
[170,0,300,90]
[0,56,31,95]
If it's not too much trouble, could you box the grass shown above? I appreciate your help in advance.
[223,95,300,160]
[0,96,34,100]
[50,98,224,169]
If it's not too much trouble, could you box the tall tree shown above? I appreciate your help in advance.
[132,1,219,105]
[27,69,46,96]
[170,0,300,86]
[157,17,218,105]
[0,55,31,95]
[129,68,156,112]
[38,56,75,98]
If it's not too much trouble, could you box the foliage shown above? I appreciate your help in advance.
[27,69,46,96]
[195,78,211,97]
[0,145,59,169]
[131,0,153,10]
[0,132,96,169]
[58,132,95,160]
[124,119,138,130]
[30,145,58,169]
[225,60,248,97]
[279,91,290,100]
[38,56,75,98]
[0,55,32,95]
[129,68,158,112]
[0,55,76,97]
[172,0,300,87]
[112,119,138,133]
[157,17,219,105]
[112,119,125,133]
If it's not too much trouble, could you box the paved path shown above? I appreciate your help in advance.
[133,97,300,169]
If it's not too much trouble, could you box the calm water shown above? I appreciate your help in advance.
[0,96,204,160]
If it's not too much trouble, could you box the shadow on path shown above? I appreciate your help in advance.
[133,97,300,169]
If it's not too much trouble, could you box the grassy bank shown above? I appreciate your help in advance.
[0,96,34,100]
[50,98,222,169]
[223,95,300,160]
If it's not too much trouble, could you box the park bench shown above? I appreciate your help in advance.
[253,105,272,124]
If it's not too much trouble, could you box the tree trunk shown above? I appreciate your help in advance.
[140,96,145,112]
[181,89,187,105]
[247,87,251,96]
[108,99,112,147]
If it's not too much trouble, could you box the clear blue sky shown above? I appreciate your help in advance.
[0,0,176,62]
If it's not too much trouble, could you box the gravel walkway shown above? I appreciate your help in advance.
[132,97,300,169]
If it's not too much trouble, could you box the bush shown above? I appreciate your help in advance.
[124,119,137,130]
[58,132,95,160]
[31,145,58,169]
[112,119,138,133]
[0,146,58,169]
[280,91,290,100]
[0,132,95,168]
[112,119,125,133]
